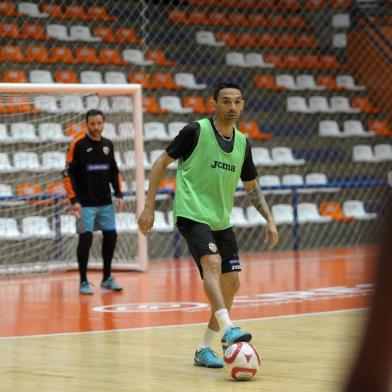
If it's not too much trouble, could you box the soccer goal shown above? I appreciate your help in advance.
[0,83,148,275]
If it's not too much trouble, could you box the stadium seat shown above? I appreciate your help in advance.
[168,122,187,139]
[29,70,53,83]
[115,28,142,44]
[226,52,249,67]
[216,31,237,46]
[0,45,26,62]
[0,22,19,39]
[159,178,176,191]
[144,122,169,141]
[297,203,332,223]
[246,206,267,226]
[351,97,380,113]
[368,120,392,137]
[251,147,274,166]
[187,10,209,25]
[238,32,258,47]
[183,96,210,114]
[34,95,59,113]
[122,49,153,65]
[196,31,225,46]
[86,6,115,21]
[22,216,54,239]
[64,4,86,19]
[209,12,229,26]
[352,145,378,162]
[93,26,115,43]
[146,50,176,67]
[319,120,343,137]
[330,96,360,113]
[287,96,310,112]
[46,24,74,41]
[54,70,79,83]
[128,72,153,89]
[124,150,152,170]
[238,121,271,140]
[281,54,302,68]
[98,48,126,65]
[343,200,377,220]
[272,204,294,225]
[59,95,85,113]
[320,55,340,69]
[257,33,276,47]
[65,122,87,138]
[0,2,20,16]
[41,4,62,18]
[320,201,354,222]
[3,69,27,83]
[332,13,350,28]
[282,174,305,189]
[0,124,10,143]
[80,71,103,84]
[86,96,111,113]
[230,206,251,228]
[245,53,274,68]
[0,218,21,239]
[333,33,347,48]
[0,153,13,172]
[41,151,66,171]
[228,12,248,26]
[116,212,137,233]
[26,45,51,63]
[248,14,267,27]
[70,25,100,42]
[111,96,133,113]
[59,215,77,236]
[175,73,206,89]
[297,34,320,48]
[276,74,298,90]
[336,75,366,90]
[104,71,127,84]
[13,152,40,172]
[118,122,135,140]
[152,211,173,232]
[301,54,321,69]
[271,146,306,166]
[305,172,339,193]
[316,75,343,90]
[296,75,325,90]
[159,96,193,114]
[255,74,284,90]
[75,47,98,64]
[151,72,180,90]
[276,33,297,48]
[18,2,48,17]
[168,9,188,24]
[10,122,37,142]
[101,122,117,140]
[342,120,375,137]
[259,175,287,194]
[51,46,75,64]
[374,144,392,161]
[143,96,167,115]
[38,123,68,142]
[7,96,37,114]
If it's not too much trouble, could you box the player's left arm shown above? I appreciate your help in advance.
[243,179,278,249]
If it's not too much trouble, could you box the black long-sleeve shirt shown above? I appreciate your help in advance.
[63,133,123,207]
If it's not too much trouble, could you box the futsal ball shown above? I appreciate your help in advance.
[223,342,261,381]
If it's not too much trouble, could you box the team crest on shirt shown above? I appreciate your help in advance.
[103,146,110,155]
[208,242,217,253]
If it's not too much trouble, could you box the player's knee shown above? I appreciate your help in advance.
[201,255,221,276]
[103,230,117,242]
[79,231,93,247]
[222,276,240,296]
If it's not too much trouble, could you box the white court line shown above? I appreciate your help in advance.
[0,248,378,286]
[0,307,367,341]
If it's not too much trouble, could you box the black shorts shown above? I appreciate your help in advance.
[176,217,241,278]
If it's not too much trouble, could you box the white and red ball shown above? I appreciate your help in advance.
[223,342,261,381]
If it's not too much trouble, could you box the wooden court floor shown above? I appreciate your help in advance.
[0,246,378,391]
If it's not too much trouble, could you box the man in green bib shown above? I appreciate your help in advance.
[138,82,278,368]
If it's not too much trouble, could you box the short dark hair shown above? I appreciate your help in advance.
[85,109,105,122]
[213,82,243,101]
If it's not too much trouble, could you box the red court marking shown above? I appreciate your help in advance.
[0,246,377,337]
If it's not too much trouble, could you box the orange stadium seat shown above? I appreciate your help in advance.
[66,122,87,138]
[54,70,79,83]
[301,54,321,69]
[276,33,297,48]
[41,4,63,18]
[253,0,274,8]
[0,1,20,16]
[98,48,125,65]
[209,12,229,26]
[332,0,351,8]
[64,4,86,20]
[16,183,45,205]
[3,69,27,83]
[263,53,283,67]
[20,23,49,40]
[93,26,115,42]
[306,0,327,8]
[159,178,176,191]
[0,45,26,62]
[74,47,97,64]
[168,9,188,24]
[228,13,248,26]
[86,6,115,21]
[238,121,272,140]
[278,0,301,9]
[46,182,67,204]
[206,96,214,113]
[183,96,209,114]
[248,14,267,27]
[267,15,286,28]
[257,33,276,47]
[316,75,343,90]
[128,72,153,89]
[296,33,320,48]
[281,54,302,68]
[146,50,176,67]
[0,23,19,39]
[6,96,37,113]
[237,32,258,47]
[25,45,51,64]
[255,74,284,90]
[115,28,142,44]
[320,54,341,69]
[320,201,354,222]
[143,96,168,115]
[351,97,380,113]
[188,10,209,25]
[286,15,309,29]
[51,46,74,64]
[151,72,181,90]
[216,32,237,47]
[368,120,392,137]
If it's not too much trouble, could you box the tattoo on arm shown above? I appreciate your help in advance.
[246,186,273,222]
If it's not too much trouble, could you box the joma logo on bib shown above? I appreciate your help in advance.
[211,160,236,172]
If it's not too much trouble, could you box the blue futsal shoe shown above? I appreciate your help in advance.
[80,281,94,295]
[100,276,123,291]
[194,347,224,368]
[221,326,252,353]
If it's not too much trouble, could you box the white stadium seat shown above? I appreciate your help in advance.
[276,74,298,90]
[271,147,305,166]
[60,215,77,236]
[230,206,250,228]
[0,218,21,240]
[272,204,294,225]
[144,122,169,141]
[18,2,48,17]
[330,96,360,113]
[343,200,377,220]
[287,96,311,113]
[319,120,343,137]
[22,216,54,239]
[296,75,325,90]
[104,71,127,84]
[246,206,267,226]
[80,71,103,84]
[352,145,378,162]
[38,123,68,142]
[122,49,153,65]
[111,96,133,113]
[244,53,274,68]
[69,25,101,42]
[308,96,331,113]
[174,73,207,90]
[168,122,187,139]
[196,31,225,47]
[34,95,60,113]
[297,203,332,224]
[116,212,138,233]
[41,151,66,171]
[160,96,193,114]
[13,152,40,172]
[30,70,53,83]
[118,122,134,140]
[10,122,37,142]
[46,24,74,41]
[336,75,366,90]
[374,144,392,161]
[342,120,375,138]
[251,147,274,166]
[226,52,249,67]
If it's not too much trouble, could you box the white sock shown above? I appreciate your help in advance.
[215,308,234,331]
[198,328,219,350]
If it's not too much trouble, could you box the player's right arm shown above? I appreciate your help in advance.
[138,152,175,236]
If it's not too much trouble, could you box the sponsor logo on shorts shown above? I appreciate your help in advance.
[231,265,241,271]
[208,242,217,253]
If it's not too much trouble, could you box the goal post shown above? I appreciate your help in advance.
[0,83,148,274]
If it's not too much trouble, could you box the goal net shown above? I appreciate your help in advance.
[0,83,147,275]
